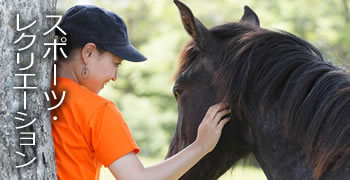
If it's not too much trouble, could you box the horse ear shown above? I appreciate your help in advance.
[240,6,260,27]
[174,0,210,49]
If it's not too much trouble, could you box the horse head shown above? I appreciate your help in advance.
[165,1,260,179]
[166,1,350,180]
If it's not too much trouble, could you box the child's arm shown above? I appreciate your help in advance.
[108,103,230,180]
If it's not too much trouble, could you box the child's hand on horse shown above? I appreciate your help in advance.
[195,103,231,153]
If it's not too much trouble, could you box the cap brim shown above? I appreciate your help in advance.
[104,44,147,62]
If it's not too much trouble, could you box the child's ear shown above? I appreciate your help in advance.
[81,43,97,64]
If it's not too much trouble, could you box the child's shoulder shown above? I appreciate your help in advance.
[54,77,115,112]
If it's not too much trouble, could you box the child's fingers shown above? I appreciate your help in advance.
[205,103,229,121]
[213,109,231,125]
[217,117,230,130]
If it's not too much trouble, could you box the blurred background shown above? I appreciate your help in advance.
[57,0,350,179]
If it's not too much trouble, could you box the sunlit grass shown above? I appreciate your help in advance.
[218,166,267,180]
[100,156,267,180]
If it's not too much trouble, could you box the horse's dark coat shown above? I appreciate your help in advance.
[166,1,350,180]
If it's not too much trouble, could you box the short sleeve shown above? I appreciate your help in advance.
[88,102,139,167]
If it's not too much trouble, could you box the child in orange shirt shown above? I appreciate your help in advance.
[52,5,230,180]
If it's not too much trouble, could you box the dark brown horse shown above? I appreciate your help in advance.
[166,1,350,179]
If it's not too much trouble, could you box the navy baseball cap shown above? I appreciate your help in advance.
[59,5,147,62]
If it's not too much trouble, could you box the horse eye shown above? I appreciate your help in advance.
[173,87,183,98]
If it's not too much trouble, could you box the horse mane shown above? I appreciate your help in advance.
[175,22,350,179]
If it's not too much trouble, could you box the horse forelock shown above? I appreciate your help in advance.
[173,22,258,82]
[173,40,199,81]
[210,23,350,179]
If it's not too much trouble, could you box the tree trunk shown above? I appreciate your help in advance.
[0,0,57,179]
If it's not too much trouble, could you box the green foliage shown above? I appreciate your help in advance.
[58,0,350,162]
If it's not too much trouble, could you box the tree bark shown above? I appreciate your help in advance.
[0,0,57,179]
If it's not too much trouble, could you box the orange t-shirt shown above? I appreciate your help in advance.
[51,77,139,180]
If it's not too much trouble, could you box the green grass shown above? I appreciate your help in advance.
[100,156,267,179]
[218,166,267,180]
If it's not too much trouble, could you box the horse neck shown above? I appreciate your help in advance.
[246,102,350,180]
[246,104,314,180]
